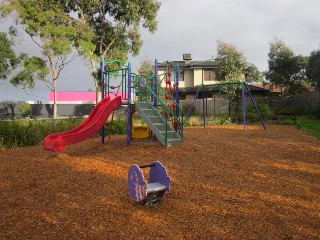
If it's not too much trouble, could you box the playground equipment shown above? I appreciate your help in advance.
[43,59,184,151]
[183,82,267,132]
[101,59,184,147]
[43,96,122,151]
[128,161,170,206]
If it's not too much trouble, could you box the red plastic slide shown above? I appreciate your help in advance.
[43,96,122,152]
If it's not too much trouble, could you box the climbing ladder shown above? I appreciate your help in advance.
[135,102,182,147]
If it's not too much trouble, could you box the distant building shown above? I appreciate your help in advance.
[48,91,128,104]
[158,54,269,100]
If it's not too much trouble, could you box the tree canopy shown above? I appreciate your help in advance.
[264,38,310,95]
[0,28,26,79]
[65,0,161,101]
[4,0,94,118]
[215,40,247,82]
[306,49,320,91]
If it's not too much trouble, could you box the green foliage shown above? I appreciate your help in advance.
[138,57,154,75]
[208,116,236,126]
[306,49,320,91]
[10,56,49,88]
[7,0,96,118]
[0,118,84,150]
[66,0,160,60]
[244,64,264,83]
[215,40,247,82]
[296,116,320,140]
[246,102,270,123]
[104,118,127,135]
[264,38,311,95]
[18,102,32,117]
[63,0,161,102]
[0,32,21,79]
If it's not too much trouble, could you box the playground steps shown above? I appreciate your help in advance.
[135,102,182,147]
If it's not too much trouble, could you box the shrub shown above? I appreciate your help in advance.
[246,102,271,123]
[19,103,32,117]
[104,117,127,135]
[0,118,84,150]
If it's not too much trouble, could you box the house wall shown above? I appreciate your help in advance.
[193,69,203,86]
[183,69,194,87]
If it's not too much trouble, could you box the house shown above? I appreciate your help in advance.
[157,54,269,100]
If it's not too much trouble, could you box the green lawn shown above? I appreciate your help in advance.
[296,116,320,140]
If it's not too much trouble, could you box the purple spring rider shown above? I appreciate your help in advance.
[128,161,170,206]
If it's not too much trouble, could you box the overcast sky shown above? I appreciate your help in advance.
[1,0,320,102]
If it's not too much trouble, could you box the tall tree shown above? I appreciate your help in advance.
[306,49,320,91]
[264,38,310,95]
[65,0,161,103]
[214,41,247,117]
[215,40,247,82]
[244,64,264,83]
[138,57,154,75]
[1,8,49,99]
[4,0,94,118]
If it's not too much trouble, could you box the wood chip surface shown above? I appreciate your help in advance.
[1,125,320,239]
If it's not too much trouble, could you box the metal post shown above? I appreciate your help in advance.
[127,62,132,145]
[153,59,158,142]
[101,58,105,144]
[203,86,206,128]
[244,83,267,130]
[241,83,246,132]
[154,59,158,108]
[175,64,179,121]
[182,87,201,127]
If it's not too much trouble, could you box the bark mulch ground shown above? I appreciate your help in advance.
[0,125,319,240]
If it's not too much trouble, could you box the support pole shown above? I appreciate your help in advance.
[101,58,105,144]
[153,59,158,141]
[182,87,201,127]
[241,83,246,132]
[203,86,206,128]
[244,83,266,130]
[127,62,132,145]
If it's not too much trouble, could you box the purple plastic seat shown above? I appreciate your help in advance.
[128,161,170,206]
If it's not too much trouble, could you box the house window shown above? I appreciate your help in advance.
[179,70,184,81]
[203,69,215,81]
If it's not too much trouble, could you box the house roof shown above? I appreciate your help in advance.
[178,84,270,94]
[158,59,257,72]
[158,60,218,69]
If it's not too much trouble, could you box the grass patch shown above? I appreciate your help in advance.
[296,116,320,140]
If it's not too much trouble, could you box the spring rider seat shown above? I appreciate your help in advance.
[128,161,170,206]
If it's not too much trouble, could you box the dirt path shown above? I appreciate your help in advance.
[1,125,319,239]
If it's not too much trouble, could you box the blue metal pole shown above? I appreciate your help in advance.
[182,87,201,127]
[127,62,132,145]
[242,83,246,132]
[101,58,105,144]
[244,83,267,130]
[175,65,180,117]
[153,59,158,142]
[203,86,206,128]
[154,59,158,108]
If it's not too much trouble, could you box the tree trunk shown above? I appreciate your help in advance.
[49,56,58,119]
[53,78,57,119]
[89,53,101,104]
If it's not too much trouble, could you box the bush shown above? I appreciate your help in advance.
[19,103,32,117]
[104,117,127,135]
[246,102,271,123]
[0,118,84,150]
